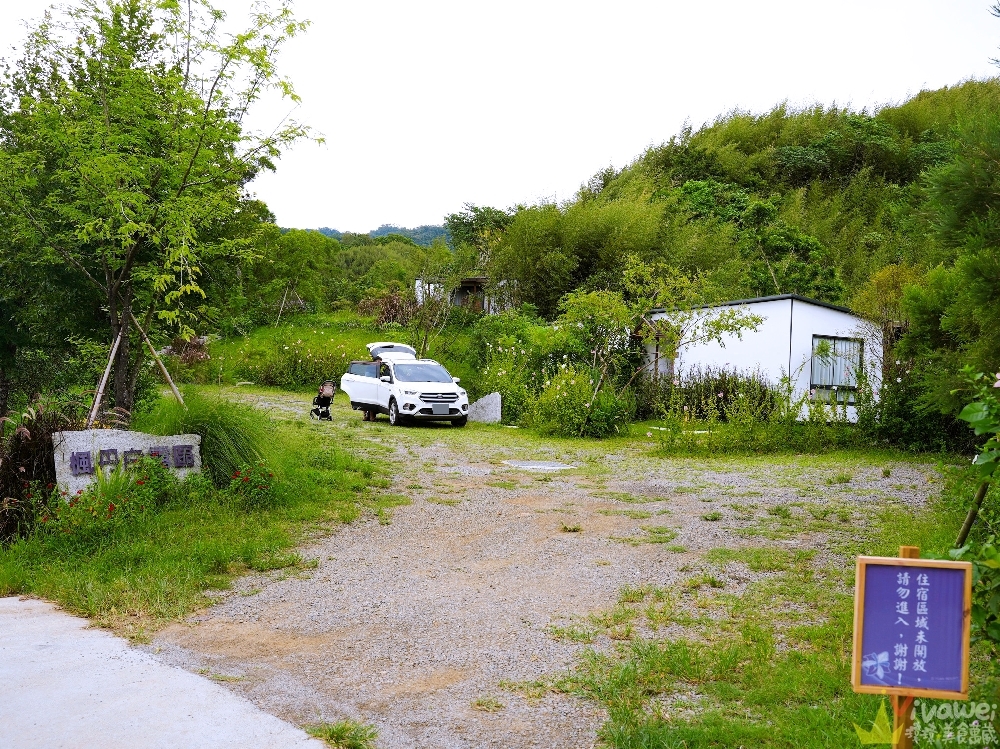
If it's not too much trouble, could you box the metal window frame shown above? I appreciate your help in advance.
[810,334,864,405]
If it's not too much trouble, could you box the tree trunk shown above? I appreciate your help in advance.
[0,364,11,421]
[111,286,134,415]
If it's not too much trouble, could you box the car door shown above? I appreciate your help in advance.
[376,362,394,409]
[342,362,378,405]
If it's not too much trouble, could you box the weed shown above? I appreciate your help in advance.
[882,467,892,478]
[684,573,725,590]
[561,523,583,533]
[547,623,596,643]
[487,480,518,490]
[767,504,792,519]
[426,497,461,506]
[619,585,654,603]
[700,511,723,521]
[641,526,678,542]
[806,505,832,520]
[826,471,853,485]
[306,720,379,749]
[598,509,653,519]
[471,696,505,712]
[704,547,798,573]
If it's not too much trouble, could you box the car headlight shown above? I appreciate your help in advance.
[403,390,418,396]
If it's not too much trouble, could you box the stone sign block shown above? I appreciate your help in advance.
[52,430,202,496]
[468,392,502,424]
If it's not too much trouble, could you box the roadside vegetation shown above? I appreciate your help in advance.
[0,392,398,639]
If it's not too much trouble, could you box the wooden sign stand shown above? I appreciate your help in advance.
[852,545,974,749]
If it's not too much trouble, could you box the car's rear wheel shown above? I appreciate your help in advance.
[388,399,402,426]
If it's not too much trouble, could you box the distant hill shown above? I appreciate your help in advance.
[316,224,449,247]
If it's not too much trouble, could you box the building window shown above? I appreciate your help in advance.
[811,336,862,404]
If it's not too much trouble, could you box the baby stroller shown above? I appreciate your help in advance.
[310,380,336,421]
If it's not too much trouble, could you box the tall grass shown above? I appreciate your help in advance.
[132,391,272,487]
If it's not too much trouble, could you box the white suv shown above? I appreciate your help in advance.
[340,342,470,426]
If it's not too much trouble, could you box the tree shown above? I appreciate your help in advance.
[554,256,762,433]
[444,203,512,262]
[0,0,312,412]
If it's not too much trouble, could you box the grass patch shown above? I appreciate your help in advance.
[471,696,505,712]
[767,504,792,519]
[561,522,583,533]
[487,480,519,490]
[306,720,379,749]
[826,471,853,485]
[0,396,382,639]
[700,511,723,521]
[425,497,461,506]
[548,622,598,643]
[704,546,797,573]
[599,509,654,519]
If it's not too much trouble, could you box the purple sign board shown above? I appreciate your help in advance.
[853,556,972,699]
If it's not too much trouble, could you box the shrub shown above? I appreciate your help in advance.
[356,289,417,327]
[47,459,172,541]
[634,366,779,422]
[234,342,353,389]
[477,346,534,424]
[532,368,634,438]
[0,401,82,544]
[132,392,273,488]
[856,364,975,453]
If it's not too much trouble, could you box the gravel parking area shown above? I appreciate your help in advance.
[149,392,942,748]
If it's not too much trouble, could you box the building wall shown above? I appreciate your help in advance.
[648,298,793,383]
[647,297,882,421]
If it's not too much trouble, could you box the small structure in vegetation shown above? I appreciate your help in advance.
[647,294,881,421]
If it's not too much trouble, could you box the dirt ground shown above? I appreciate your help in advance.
[148,391,940,748]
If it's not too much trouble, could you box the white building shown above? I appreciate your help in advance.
[647,294,882,421]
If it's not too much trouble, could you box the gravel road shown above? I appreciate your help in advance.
[149,392,941,748]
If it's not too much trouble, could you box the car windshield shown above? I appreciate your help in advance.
[393,363,454,383]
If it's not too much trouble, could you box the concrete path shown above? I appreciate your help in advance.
[0,597,324,749]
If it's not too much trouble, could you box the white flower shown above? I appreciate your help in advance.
[896,377,902,383]
[646,432,652,437]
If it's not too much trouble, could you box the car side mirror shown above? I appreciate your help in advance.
[380,375,391,382]
[453,377,460,383]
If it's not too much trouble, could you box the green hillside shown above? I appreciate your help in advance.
[484,78,1000,408]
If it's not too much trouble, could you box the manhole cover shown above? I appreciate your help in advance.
[503,460,575,472]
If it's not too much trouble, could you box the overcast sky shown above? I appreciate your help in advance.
[2,1,999,232]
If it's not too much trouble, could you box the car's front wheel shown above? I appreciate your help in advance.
[453,416,468,427]
[388,399,403,426]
